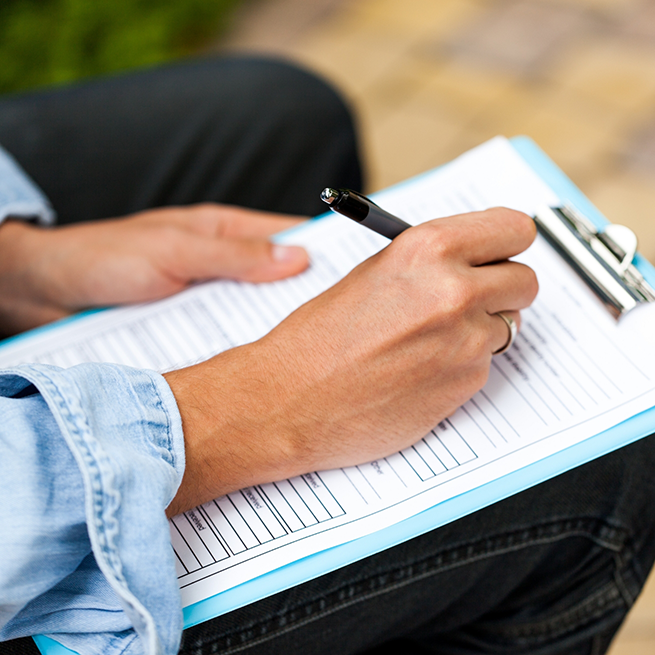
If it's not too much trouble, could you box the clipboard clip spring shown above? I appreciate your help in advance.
[533,205,655,319]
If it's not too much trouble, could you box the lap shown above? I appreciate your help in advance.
[0,56,363,223]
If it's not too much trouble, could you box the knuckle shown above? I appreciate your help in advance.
[441,275,478,317]
[428,223,461,259]
[470,365,490,393]
[389,227,422,258]
[394,222,460,264]
[516,264,539,304]
[526,267,539,299]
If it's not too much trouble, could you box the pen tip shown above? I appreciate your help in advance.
[321,188,339,205]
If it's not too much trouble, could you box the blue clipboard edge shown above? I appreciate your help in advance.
[32,636,77,655]
[29,135,655,652]
[183,402,655,627]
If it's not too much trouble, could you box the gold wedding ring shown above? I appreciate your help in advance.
[492,312,517,355]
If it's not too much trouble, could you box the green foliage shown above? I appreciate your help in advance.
[0,0,241,94]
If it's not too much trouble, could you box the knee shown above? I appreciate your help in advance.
[210,56,358,141]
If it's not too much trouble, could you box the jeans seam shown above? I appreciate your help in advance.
[184,517,629,654]
[613,556,638,607]
[488,580,624,641]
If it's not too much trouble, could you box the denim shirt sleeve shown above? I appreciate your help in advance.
[0,363,186,655]
[0,145,55,224]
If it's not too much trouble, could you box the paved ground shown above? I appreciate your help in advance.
[215,1,655,652]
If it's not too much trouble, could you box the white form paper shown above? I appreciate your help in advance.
[2,137,655,609]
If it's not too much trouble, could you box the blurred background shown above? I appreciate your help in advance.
[2,0,655,652]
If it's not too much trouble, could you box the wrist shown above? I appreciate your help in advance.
[0,220,66,336]
[164,342,300,517]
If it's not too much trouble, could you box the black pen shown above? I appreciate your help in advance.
[320,188,411,240]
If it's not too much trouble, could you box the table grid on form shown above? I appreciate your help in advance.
[171,473,346,578]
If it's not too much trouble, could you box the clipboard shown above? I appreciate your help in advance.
[28,136,655,654]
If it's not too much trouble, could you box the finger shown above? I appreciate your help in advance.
[139,204,307,239]
[207,205,308,239]
[471,260,539,314]
[169,234,309,283]
[419,207,537,266]
[488,310,521,356]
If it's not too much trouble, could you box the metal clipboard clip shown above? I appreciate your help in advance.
[533,205,655,319]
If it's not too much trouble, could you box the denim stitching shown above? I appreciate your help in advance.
[143,372,176,469]
[612,560,637,607]
[9,365,160,655]
[21,367,124,573]
[184,517,630,654]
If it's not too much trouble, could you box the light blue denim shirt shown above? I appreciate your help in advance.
[0,147,187,654]
[0,364,186,655]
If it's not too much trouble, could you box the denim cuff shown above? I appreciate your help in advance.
[0,364,185,655]
[0,146,55,225]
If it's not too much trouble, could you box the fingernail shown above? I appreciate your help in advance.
[272,245,305,263]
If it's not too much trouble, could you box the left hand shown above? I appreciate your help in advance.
[0,204,309,336]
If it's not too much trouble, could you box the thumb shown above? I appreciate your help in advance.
[172,235,310,283]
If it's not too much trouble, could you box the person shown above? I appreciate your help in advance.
[1,56,654,655]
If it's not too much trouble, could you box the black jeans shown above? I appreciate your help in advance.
[0,56,362,222]
[1,57,654,655]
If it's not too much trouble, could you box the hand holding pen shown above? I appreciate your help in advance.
[321,187,519,355]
